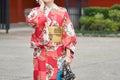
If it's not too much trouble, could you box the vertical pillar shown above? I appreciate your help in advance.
[6,0,10,33]
[79,0,82,16]
[2,0,5,28]
[17,0,23,22]
[65,0,69,11]
[79,0,82,29]
[0,0,2,25]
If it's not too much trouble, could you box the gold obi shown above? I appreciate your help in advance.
[48,26,63,42]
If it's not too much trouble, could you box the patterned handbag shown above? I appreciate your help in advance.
[57,61,76,80]
[61,65,76,80]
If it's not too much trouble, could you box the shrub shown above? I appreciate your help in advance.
[79,6,120,32]
[109,10,120,22]
[79,16,94,26]
[111,4,120,10]
[103,19,117,31]
[94,13,104,19]
[79,16,94,30]
[90,13,105,31]
[83,7,109,18]
[90,19,119,32]
[111,22,120,31]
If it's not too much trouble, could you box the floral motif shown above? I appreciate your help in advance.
[27,3,76,80]
[46,64,54,79]
[57,56,65,69]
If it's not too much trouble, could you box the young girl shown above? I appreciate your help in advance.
[27,0,76,80]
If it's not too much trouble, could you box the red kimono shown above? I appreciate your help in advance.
[27,4,76,80]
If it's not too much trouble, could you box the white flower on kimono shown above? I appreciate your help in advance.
[66,23,75,36]
[57,56,65,69]
[46,18,52,26]
[27,9,38,20]
[43,28,50,44]
[46,64,54,79]
[51,20,59,26]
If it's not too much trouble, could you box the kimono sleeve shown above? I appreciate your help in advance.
[26,7,44,24]
[62,10,77,53]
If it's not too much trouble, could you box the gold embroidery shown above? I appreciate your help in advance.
[48,26,63,42]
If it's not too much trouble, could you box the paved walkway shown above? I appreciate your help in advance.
[0,24,120,80]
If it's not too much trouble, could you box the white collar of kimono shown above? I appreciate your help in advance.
[44,4,58,16]
[45,3,58,10]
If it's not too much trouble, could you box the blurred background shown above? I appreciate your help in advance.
[0,0,120,80]
[1,0,120,34]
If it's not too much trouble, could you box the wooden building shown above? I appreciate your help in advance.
[10,0,120,23]
[88,0,120,7]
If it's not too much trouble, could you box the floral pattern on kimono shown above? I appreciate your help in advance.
[27,4,76,80]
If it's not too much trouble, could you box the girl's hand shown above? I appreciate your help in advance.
[65,48,71,65]
[33,51,37,57]
[33,48,37,57]
[37,0,45,10]
[65,56,71,65]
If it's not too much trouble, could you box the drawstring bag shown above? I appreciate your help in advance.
[57,61,76,80]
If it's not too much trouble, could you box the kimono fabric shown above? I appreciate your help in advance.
[27,4,76,80]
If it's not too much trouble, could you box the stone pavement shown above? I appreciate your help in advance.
[0,23,120,80]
